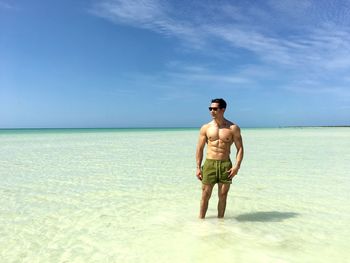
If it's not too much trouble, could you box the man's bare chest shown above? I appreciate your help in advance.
[206,127,233,143]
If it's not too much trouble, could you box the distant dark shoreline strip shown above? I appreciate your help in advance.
[1,125,350,129]
[0,125,349,133]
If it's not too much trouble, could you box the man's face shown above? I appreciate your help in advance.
[209,102,224,119]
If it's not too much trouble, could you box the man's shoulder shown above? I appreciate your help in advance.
[200,122,215,135]
[201,121,214,129]
[228,122,241,133]
[199,123,210,134]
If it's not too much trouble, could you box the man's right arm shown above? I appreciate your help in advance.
[196,125,207,180]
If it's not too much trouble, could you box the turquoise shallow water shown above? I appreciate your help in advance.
[0,127,349,262]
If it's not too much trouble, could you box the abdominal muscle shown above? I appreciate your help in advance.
[206,140,231,160]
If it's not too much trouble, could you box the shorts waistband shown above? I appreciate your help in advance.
[205,158,231,163]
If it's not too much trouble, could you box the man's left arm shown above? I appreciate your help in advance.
[228,125,244,179]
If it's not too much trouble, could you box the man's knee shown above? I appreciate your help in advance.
[218,192,228,200]
[218,185,230,200]
[202,185,213,200]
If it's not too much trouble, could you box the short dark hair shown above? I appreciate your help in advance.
[211,98,227,109]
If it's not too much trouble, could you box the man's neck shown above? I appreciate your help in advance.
[214,117,226,127]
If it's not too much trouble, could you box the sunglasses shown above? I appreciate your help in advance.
[208,107,220,111]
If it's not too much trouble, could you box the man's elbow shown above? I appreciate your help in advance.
[237,146,244,155]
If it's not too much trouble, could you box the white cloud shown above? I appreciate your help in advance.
[91,0,350,68]
[125,66,254,89]
[93,0,165,23]
[0,1,13,9]
[284,80,350,100]
[163,62,261,87]
[206,25,295,65]
[90,0,350,99]
[90,0,202,46]
[267,0,312,15]
[169,71,251,85]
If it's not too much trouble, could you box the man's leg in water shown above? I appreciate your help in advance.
[217,183,230,218]
[199,184,214,219]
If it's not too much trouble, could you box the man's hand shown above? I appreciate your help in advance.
[227,166,239,179]
[196,167,202,181]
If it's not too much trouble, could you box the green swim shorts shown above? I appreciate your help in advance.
[202,159,233,185]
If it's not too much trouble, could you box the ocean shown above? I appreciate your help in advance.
[0,127,349,262]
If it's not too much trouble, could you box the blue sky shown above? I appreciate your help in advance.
[1,0,350,128]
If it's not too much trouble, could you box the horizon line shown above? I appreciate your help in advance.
[0,125,349,130]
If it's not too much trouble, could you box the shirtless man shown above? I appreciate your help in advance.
[196,98,244,219]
